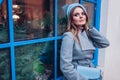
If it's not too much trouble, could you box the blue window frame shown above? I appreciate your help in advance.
[79,0,101,66]
[0,0,101,80]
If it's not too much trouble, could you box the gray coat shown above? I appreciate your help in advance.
[60,27,109,80]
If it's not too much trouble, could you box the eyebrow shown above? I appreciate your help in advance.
[73,11,84,15]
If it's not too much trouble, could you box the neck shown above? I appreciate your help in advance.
[77,26,84,32]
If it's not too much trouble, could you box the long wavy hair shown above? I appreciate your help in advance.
[66,6,89,38]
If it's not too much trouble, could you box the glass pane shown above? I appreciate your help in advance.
[83,1,95,26]
[0,0,9,43]
[57,40,62,78]
[12,0,54,41]
[0,48,11,80]
[58,0,79,36]
[15,41,54,80]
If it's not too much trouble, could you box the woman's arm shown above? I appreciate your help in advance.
[60,32,87,80]
[87,27,110,48]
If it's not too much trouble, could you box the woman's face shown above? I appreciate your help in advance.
[72,7,87,27]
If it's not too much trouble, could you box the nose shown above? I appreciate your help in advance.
[79,14,83,18]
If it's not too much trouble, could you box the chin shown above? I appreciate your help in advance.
[79,24,86,26]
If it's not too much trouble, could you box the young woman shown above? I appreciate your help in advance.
[60,3,110,80]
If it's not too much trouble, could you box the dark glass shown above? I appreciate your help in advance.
[0,48,11,80]
[83,1,95,26]
[12,0,54,41]
[0,0,9,43]
[15,41,54,80]
[58,0,79,36]
[57,40,62,78]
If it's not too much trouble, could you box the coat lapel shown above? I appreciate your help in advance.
[78,31,95,50]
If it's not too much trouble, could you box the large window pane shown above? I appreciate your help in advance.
[15,41,54,80]
[57,40,62,78]
[12,0,54,41]
[0,0,9,43]
[0,48,11,80]
[58,0,79,36]
[83,1,95,26]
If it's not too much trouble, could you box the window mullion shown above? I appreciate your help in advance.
[54,0,58,79]
[8,0,16,80]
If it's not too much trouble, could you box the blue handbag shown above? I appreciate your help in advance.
[77,66,101,79]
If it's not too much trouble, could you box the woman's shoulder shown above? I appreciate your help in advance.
[63,32,74,38]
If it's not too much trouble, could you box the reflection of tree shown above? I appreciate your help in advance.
[39,31,63,79]
[58,16,67,35]
[0,49,10,80]
[0,25,9,43]
[26,12,52,39]
[15,43,47,80]
[40,41,53,65]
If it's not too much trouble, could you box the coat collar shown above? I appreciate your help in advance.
[78,31,95,50]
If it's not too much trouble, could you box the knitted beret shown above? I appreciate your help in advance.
[62,3,87,17]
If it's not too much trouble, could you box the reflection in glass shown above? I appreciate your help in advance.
[57,40,62,77]
[0,0,9,43]
[0,49,11,80]
[12,0,54,41]
[83,1,95,26]
[15,41,54,80]
[58,0,79,35]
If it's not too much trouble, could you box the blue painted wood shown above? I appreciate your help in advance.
[80,0,101,66]
[57,76,63,80]
[0,43,10,48]
[85,0,96,3]
[93,0,101,66]
[0,0,3,4]
[54,0,58,80]
[8,0,16,80]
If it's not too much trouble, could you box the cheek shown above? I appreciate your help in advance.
[72,17,79,23]
[84,16,87,23]
[84,20,87,23]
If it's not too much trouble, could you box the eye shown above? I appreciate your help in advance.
[73,13,79,17]
[81,12,85,16]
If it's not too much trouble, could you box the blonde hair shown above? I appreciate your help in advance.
[66,6,89,38]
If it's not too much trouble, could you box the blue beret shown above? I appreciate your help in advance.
[62,3,87,17]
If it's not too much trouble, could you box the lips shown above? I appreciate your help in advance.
[79,20,85,22]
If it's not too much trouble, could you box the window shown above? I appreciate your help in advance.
[0,0,101,80]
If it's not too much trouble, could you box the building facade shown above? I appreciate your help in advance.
[0,0,102,80]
